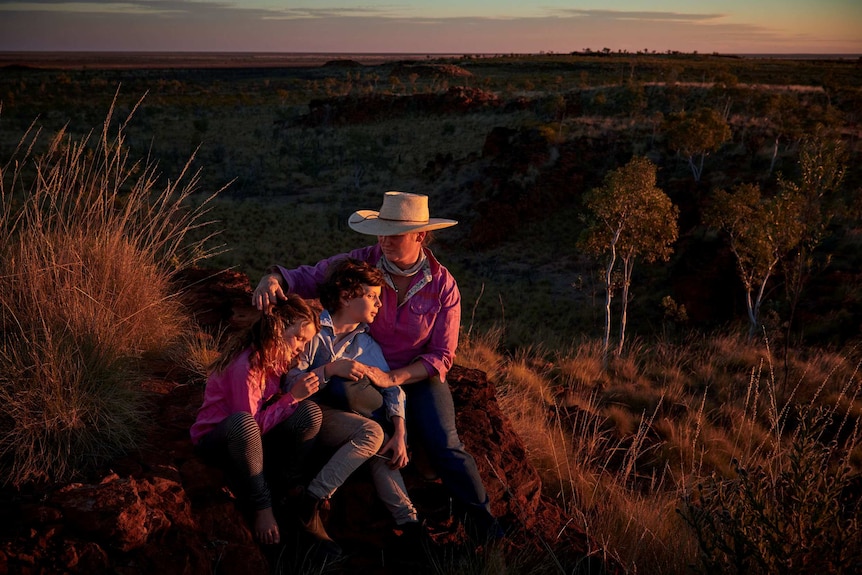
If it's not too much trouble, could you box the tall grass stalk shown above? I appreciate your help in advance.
[0,94,222,486]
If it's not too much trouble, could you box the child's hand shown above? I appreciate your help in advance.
[288,372,320,401]
[379,434,409,470]
[327,358,364,381]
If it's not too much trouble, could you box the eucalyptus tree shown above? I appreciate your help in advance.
[704,183,805,339]
[663,108,731,182]
[579,157,679,360]
[763,92,805,176]
[778,125,847,341]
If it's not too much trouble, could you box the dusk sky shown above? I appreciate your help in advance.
[0,1,860,55]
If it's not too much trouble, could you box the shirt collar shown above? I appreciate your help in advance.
[319,309,370,336]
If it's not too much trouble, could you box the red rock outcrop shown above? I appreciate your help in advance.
[0,268,616,574]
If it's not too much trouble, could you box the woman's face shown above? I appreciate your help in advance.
[377,232,424,269]
[283,320,316,360]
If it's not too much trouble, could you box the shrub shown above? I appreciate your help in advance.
[0,95,221,486]
[680,409,862,574]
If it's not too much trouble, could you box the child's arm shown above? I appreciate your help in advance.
[282,336,318,391]
[258,371,320,434]
[323,358,366,382]
[282,331,360,391]
[216,354,295,435]
[380,385,405,421]
[355,337,405,421]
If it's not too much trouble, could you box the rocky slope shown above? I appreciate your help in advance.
[0,268,617,574]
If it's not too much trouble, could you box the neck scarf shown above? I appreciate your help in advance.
[380,251,427,278]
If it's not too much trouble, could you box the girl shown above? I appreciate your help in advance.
[190,294,322,546]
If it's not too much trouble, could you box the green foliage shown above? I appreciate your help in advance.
[778,125,848,342]
[663,108,731,181]
[579,157,677,261]
[579,157,679,357]
[680,410,862,575]
[704,182,805,338]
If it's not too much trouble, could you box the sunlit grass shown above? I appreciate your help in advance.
[0,96,221,486]
[467,324,862,574]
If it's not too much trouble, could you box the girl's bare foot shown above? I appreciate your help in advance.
[254,507,280,545]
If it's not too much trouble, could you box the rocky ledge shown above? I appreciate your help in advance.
[0,269,617,574]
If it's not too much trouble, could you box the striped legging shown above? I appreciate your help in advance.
[196,400,322,510]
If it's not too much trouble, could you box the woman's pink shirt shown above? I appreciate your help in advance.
[276,245,460,382]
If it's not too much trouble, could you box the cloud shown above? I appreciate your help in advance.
[0,1,198,15]
[547,8,727,23]
[0,2,857,53]
[0,0,400,17]
[260,7,401,20]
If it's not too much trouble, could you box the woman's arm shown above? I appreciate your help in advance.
[411,277,460,382]
[363,361,430,388]
[252,247,377,310]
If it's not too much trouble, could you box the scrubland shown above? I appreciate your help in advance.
[1,52,860,573]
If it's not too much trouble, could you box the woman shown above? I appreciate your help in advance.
[190,294,322,546]
[253,191,502,542]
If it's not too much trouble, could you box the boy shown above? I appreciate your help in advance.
[285,258,424,545]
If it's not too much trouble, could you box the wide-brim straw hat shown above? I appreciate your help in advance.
[348,191,457,236]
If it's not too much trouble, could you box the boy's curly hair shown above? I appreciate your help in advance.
[319,258,385,314]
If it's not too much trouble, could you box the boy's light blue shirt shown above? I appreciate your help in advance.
[285,310,405,421]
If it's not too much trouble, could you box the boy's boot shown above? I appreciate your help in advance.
[297,491,342,557]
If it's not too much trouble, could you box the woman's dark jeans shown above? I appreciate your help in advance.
[405,377,493,521]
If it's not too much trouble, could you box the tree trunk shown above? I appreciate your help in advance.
[745,288,758,341]
[747,260,777,340]
[603,259,614,366]
[602,242,618,367]
[687,155,701,181]
[769,136,780,176]
[617,255,634,356]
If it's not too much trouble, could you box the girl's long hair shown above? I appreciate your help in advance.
[211,294,319,378]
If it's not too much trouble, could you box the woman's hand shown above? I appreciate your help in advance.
[252,273,286,311]
[363,365,397,388]
[365,362,430,388]
[288,372,319,401]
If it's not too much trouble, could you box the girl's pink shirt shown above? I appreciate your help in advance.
[190,348,298,444]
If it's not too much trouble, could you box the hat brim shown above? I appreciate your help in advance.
[348,210,457,236]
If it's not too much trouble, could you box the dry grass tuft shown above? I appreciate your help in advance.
[555,339,607,391]
[476,327,862,574]
[457,325,505,380]
[0,95,221,486]
[166,329,224,384]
